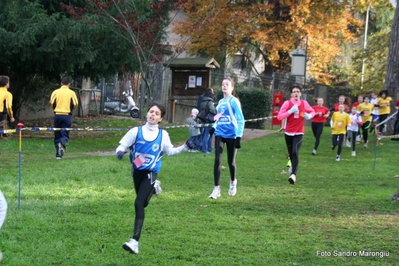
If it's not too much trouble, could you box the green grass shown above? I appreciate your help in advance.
[0,116,398,265]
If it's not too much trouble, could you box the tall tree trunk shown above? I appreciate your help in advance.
[387,4,399,200]
[385,4,399,134]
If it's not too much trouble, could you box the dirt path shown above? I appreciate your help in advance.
[241,128,276,141]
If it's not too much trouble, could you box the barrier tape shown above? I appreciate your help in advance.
[375,111,398,127]
[378,134,399,140]
[0,116,274,134]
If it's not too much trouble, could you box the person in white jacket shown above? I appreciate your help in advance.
[0,190,7,262]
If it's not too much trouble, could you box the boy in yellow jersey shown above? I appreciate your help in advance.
[357,96,373,148]
[49,77,78,159]
[375,90,392,135]
[0,76,15,136]
[330,104,351,161]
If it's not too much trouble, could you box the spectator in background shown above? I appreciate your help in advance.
[49,77,79,159]
[186,108,201,151]
[199,88,216,154]
[196,89,206,147]
[311,97,330,155]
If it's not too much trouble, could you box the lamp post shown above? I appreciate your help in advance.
[291,47,307,100]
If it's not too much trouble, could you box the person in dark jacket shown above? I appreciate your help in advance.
[199,88,216,153]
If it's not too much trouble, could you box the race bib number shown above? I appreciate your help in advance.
[337,122,342,128]
[133,154,146,168]
[214,113,222,121]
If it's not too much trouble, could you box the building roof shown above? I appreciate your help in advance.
[164,57,220,69]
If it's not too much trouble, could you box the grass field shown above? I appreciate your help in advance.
[0,116,398,265]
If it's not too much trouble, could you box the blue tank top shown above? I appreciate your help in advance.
[129,126,163,173]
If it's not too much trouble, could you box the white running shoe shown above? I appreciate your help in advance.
[351,151,356,156]
[345,140,351,147]
[154,180,162,195]
[356,135,362,142]
[336,155,341,161]
[58,142,64,157]
[288,174,296,184]
[209,187,221,199]
[228,179,237,196]
[364,143,368,148]
[312,149,316,155]
[122,238,139,254]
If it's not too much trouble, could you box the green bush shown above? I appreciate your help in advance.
[216,87,272,129]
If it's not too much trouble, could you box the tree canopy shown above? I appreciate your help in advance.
[0,0,174,117]
[173,0,366,85]
[344,0,394,94]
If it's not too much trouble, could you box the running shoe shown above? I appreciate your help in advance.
[288,174,296,184]
[154,180,162,195]
[209,187,221,199]
[228,179,237,196]
[122,238,139,254]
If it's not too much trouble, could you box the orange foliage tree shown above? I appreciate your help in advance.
[173,0,365,85]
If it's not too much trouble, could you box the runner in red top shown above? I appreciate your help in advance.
[352,95,363,108]
[277,84,315,185]
[311,98,330,155]
[333,95,350,113]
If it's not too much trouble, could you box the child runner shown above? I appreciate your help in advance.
[370,91,379,133]
[208,77,245,199]
[333,95,350,112]
[357,96,373,148]
[347,106,363,156]
[116,102,194,254]
[375,90,392,135]
[311,97,330,155]
[277,84,315,184]
[352,95,364,141]
[330,104,351,161]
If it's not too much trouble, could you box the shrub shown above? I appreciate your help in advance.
[216,87,272,129]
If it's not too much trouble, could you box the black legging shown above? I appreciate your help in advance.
[361,121,371,144]
[284,134,303,175]
[332,134,345,155]
[350,131,357,151]
[378,114,388,133]
[311,122,324,150]
[131,169,157,241]
[213,136,237,186]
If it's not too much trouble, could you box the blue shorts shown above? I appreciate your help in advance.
[372,114,379,121]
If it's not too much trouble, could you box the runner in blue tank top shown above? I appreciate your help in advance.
[115,102,194,254]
